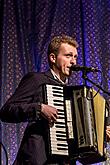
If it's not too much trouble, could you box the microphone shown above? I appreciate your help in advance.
[70,65,100,72]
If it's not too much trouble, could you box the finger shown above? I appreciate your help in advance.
[106,130,110,136]
[54,110,59,118]
[106,129,110,133]
[49,122,54,127]
[106,132,110,137]
[49,119,54,127]
[106,127,110,131]
[51,114,57,121]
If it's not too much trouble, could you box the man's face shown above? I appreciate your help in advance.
[53,43,78,79]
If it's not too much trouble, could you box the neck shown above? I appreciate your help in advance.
[51,67,67,83]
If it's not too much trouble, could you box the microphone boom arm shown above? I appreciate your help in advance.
[82,73,110,96]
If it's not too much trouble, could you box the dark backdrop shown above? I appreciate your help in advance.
[0,0,110,164]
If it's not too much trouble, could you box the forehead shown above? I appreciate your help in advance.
[59,43,78,54]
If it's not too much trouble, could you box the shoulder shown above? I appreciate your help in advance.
[22,71,46,80]
[18,70,52,87]
[18,71,46,87]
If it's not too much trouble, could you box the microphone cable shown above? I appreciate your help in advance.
[0,141,8,165]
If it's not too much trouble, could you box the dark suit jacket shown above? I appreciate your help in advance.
[0,70,64,165]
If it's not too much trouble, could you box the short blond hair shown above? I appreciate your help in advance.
[48,35,78,68]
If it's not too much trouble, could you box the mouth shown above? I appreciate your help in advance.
[66,67,72,73]
[67,66,72,70]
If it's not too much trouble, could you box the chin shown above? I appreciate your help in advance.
[65,72,70,77]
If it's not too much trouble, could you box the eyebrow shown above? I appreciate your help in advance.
[66,52,78,57]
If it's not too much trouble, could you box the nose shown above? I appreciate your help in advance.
[70,57,77,65]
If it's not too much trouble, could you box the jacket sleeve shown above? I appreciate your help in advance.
[0,73,42,123]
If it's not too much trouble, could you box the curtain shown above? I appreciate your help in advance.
[0,0,110,164]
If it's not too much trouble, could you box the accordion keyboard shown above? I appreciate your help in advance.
[46,84,69,156]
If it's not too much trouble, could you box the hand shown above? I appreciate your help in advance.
[41,104,58,126]
[106,126,110,140]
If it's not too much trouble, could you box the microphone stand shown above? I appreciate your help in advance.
[82,71,110,128]
[82,71,110,96]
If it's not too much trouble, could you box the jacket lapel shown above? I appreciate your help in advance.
[44,70,64,85]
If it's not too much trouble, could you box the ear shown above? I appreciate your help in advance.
[49,53,56,64]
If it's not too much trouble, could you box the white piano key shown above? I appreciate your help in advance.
[51,134,67,138]
[50,127,66,132]
[51,147,68,151]
[56,118,65,122]
[51,146,68,150]
[51,140,68,146]
[51,143,68,149]
[51,150,68,155]
[50,136,67,141]
[54,106,64,110]
[47,96,64,101]
[47,97,63,101]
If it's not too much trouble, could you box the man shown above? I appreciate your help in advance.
[0,35,78,165]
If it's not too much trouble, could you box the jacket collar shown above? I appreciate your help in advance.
[44,70,66,85]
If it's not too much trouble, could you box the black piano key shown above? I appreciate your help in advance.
[57,147,68,150]
[56,138,67,141]
[57,144,68,147]
[57,109,64,112]
[58,111,64,113]
[56,125,65,128]
[56,134,66,138]
[53,99,63,103]
[52,88,63,94]
[53,94,63,97]
[56,122,65,125]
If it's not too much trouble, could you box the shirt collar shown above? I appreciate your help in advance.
[51,69,68,85]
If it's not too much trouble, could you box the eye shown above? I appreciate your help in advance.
[74,54,78,59]
[65,54,73,57]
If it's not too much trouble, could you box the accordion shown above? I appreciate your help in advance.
[43,84,108,164]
